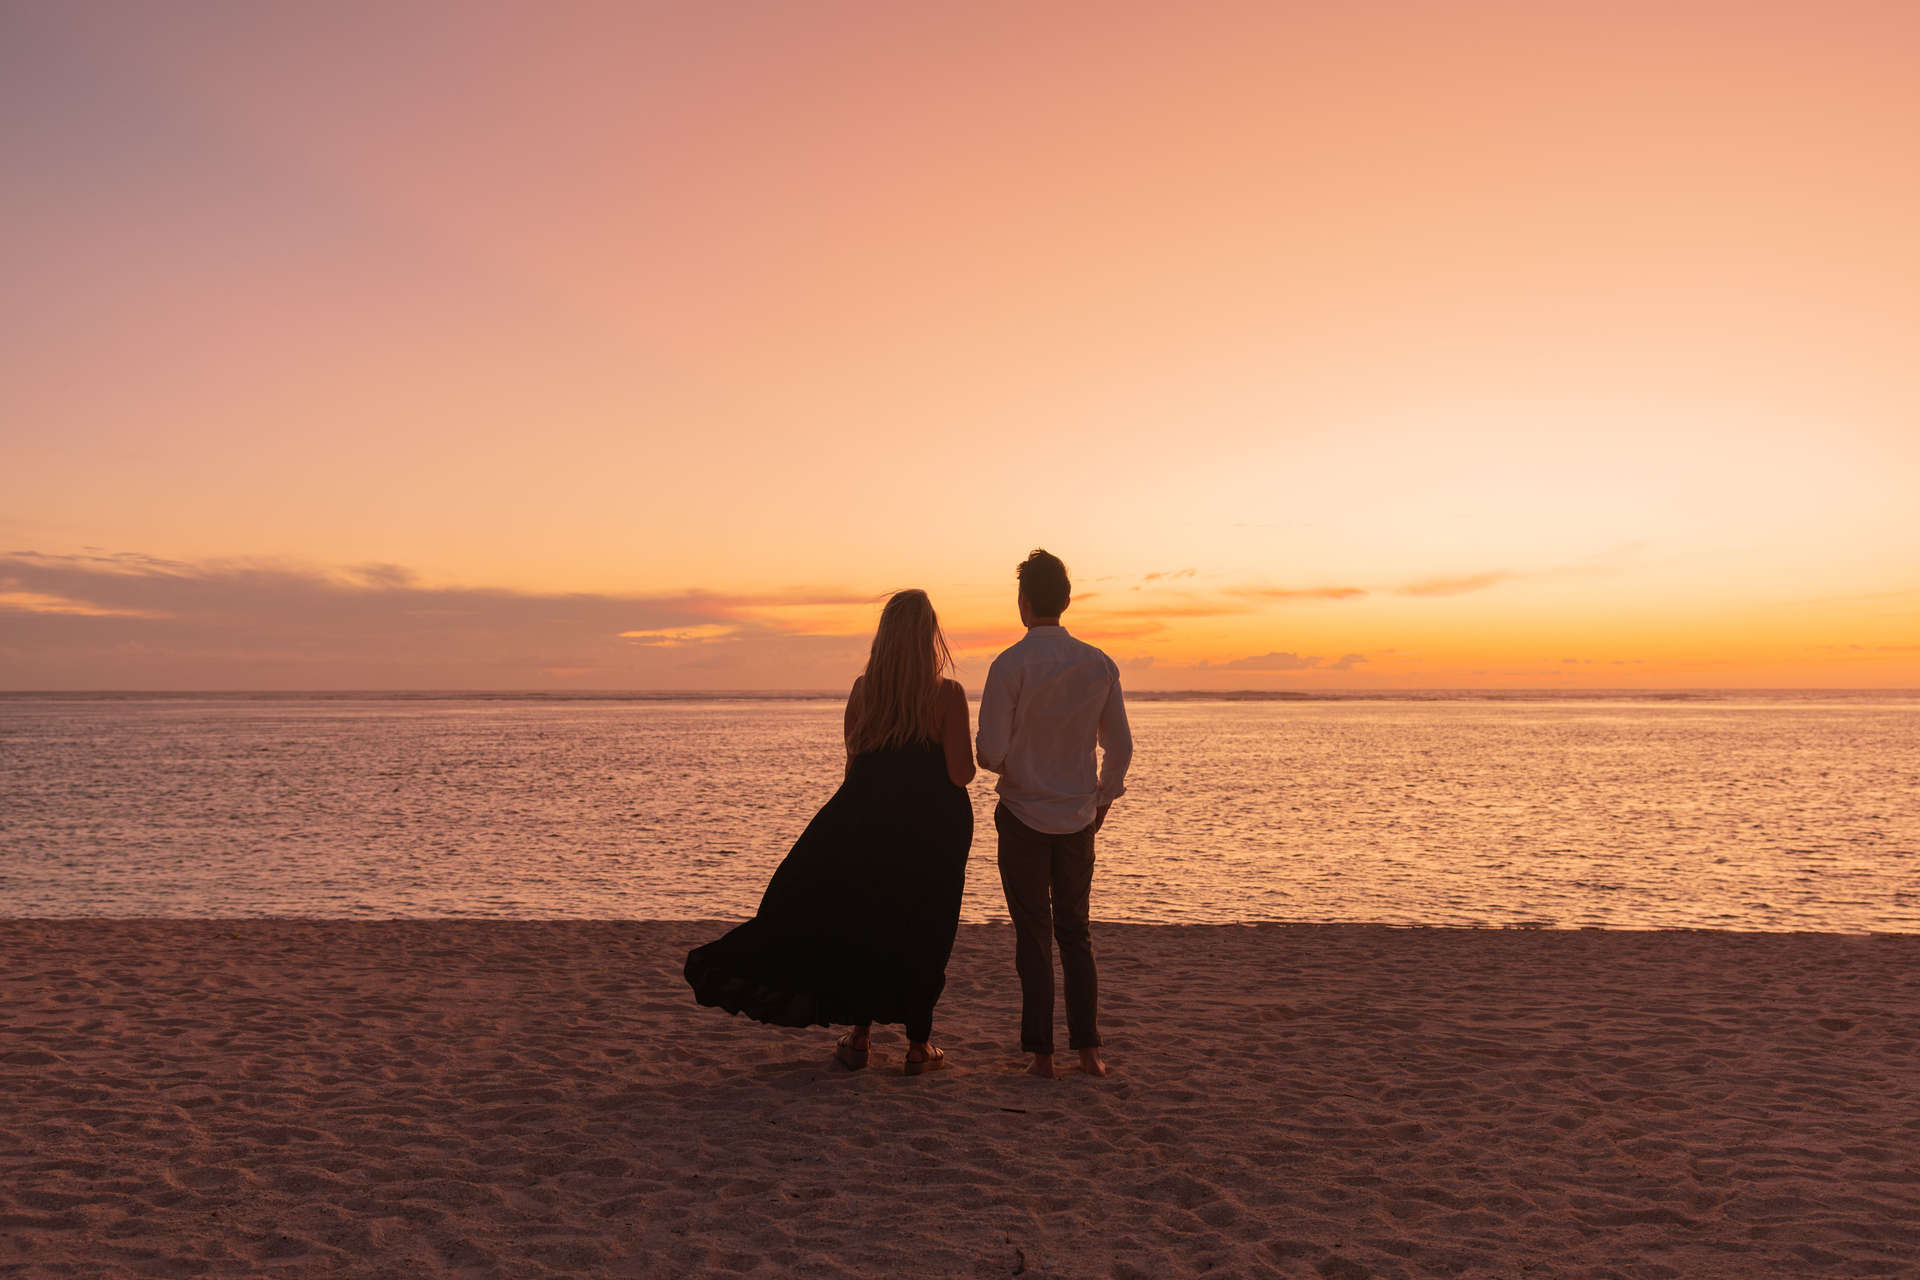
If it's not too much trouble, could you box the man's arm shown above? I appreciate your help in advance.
[975,658,1015,774]
[1093,671,1132,815]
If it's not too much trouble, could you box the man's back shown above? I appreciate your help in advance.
[976,624,1131,835]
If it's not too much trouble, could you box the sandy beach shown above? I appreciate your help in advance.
[2,921,1916,1278]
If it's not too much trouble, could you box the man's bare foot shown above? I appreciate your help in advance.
[1025,1053,1057,1079]
[1078,1047,1108,1077]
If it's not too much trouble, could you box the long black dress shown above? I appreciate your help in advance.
[684,739,971,1041]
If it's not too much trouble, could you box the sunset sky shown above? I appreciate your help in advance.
[4,1,1917,690]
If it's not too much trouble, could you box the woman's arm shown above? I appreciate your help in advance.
[938,678,976,787]
[843,677,864,779]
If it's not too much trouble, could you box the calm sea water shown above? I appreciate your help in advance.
[2,693,1916,931]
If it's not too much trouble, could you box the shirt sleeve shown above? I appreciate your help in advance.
[975,655,1015,774]
[1095,666,1132,806]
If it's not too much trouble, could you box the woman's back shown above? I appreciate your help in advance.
[847,675,974,787]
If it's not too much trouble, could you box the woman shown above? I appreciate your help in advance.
[684,589,974,1074]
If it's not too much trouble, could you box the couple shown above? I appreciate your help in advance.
[684,549,1132,1079]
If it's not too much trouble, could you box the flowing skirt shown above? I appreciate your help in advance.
[684,743,971,1031]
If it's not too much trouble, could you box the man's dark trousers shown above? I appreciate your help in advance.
[994,802,1101,1054]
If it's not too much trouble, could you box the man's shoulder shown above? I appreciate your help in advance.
[984,637,1031,679]
[1064,632,1120,675]
[988,629,1115,677]
[990,629,1052,660]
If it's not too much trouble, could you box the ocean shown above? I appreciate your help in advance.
[2,692,1915,930]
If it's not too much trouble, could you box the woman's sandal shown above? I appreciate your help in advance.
[833,1032,870,1070]
[903,1046,947,1076]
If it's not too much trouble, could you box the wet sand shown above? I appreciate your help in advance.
[3,920,1916,1277]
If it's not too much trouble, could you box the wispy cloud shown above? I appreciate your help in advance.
[1228,585,1369,602]
[618,624,742,647]
[1395,571,1517,598]
[1800,585,1920,605]
[5,550,197,578]
[0,587,167,618]
[1087,548,1638,622]
[1816,643,1920,653]
[348,562,418,589]
[1087,600,1247,620]
[0,551,873,689]
[1193,650,1368,672]
[1066,622,1171,643]
[1393,546,1641,599]
[949,619,1167,650]
[942,626,1023,652]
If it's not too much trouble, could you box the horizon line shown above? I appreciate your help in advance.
[5,686,1916,699]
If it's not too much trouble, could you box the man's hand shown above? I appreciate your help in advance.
[1091,802,1111,834]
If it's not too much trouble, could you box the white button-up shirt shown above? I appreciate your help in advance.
[975,625,1133,834]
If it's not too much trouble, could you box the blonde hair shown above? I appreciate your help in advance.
[846,589,954,755]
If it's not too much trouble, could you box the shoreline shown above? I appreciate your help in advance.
[6,687,1917,702]
[6,916,1913,937]
[5,920,1917,1276]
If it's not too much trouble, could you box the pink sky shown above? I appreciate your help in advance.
[3,2,1917,689]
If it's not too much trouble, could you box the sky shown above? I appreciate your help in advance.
[3,1,1917,690]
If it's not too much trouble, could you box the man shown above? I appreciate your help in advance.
[975,549,1132,1079]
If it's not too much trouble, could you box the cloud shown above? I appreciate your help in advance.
[1395,571,1517,598]
[1802,585,1920,605]
[0,551,873,689]
[349,562,417,588]
[1200,650,1369,672]
[1141,568,1196,584]
[942,626,1024,652]
[1393,549,1636,600]
[6,550,195,577]
[1228,585,1369,602]
[1067,623,1169,643]
[1099,563,1619,618]
[1084,600,1247,621]
[618,624,741,647]
[1144,552,1633,611]
[949,619,1165,649]
[1220,651,1321,671]
[1084,581,1369,633]
[0,588,166,618]
[1816,643,1920,653]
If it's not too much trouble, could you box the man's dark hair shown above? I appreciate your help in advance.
[1017,549,1071,618]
